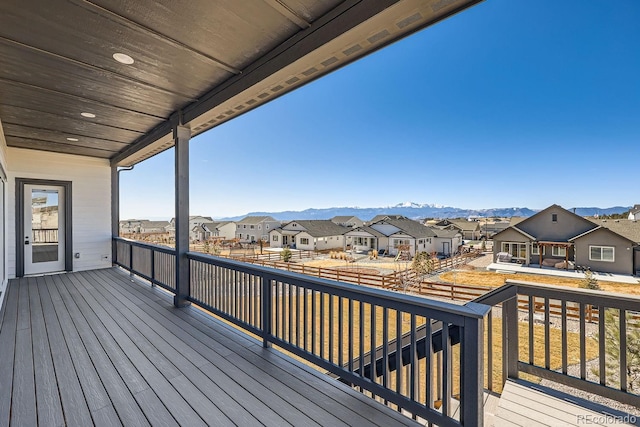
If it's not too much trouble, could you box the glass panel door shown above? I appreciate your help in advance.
[24,185,65,275]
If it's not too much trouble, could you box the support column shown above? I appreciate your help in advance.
[174,124,191,307]
[111,166,119,264]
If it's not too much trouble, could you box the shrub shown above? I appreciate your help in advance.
[580,270,600,290]
[281,247,292,262]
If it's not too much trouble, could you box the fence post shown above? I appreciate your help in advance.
[262,275,272,348]
[461,316,484,426]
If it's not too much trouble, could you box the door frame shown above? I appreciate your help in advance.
[16,178,72,277]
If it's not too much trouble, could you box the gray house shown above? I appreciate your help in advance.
[493,204,639,275]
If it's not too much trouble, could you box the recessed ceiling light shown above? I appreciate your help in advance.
[66,137,79,142]
[81,112,96,118]
[113,52,134,64]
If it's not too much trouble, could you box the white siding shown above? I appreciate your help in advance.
[314,235,344,251]
[7,148,112,277]
[0,121,7,304]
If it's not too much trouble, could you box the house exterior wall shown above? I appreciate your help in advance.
[269,230,284,248]
[388,234,416,256]
[573,228,635,275]
[313,234,344,251]
[216,223,236,240]
[635,249,640,276]
[517,207,594,242]
[492,228,533,261]
[0,121,8,302]
[433,235,462,255]
[7,147,112,278]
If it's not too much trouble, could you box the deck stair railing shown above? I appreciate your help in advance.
[113,237,490,426]
[356,279,640,410]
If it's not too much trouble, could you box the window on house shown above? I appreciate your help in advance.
[243,225,246,229]
[394,239,410,248]
[258,225,261,230]
[552,214,558,222]
[551,246,566,257]
[531,243,540,255]
[238,233,242,239]
[272,235,278,241]
[300,238,309,245]
[590,246,615,262]
[266,225,269,229]
[250,225,254,229]
[501,242,527,259]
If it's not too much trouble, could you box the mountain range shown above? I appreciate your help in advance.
[219,202,631,222]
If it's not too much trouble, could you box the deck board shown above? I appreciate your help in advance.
[29,277,65,427]
[0,267,420,427]
[94,268,418,427]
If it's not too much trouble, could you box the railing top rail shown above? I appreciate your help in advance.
[505,279,640,309]
[187,251,489,320]
[114,236,175,255]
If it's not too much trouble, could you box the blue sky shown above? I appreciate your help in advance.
[120,0,640,220]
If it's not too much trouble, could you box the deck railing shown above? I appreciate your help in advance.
[493,280,640,407]
[114,237,176,292]
[114,237,490,426]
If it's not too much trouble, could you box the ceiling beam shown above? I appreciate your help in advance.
[75,0,241,75]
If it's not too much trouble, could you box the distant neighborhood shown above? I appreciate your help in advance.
[120,203,640,276]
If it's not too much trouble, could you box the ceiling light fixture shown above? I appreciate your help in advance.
[81,112,96,118]
[113,52,134,64]
[66,137,79,141]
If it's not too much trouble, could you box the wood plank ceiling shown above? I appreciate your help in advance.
[0,0,482,166]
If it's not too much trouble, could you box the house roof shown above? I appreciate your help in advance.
[509,217,526,226]
[583,219,640,244]
[378,218,437,239]
[447,219,480,232]
[140,220,170,228]
[431,228,461,238]
[237,216,276,224]
[345,226,386,238]
[331,216,361,223]
[0,0,480,165]
[285,220,348,237]
[369,215,408,223]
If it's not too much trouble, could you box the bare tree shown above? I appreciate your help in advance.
[394,251,436,294]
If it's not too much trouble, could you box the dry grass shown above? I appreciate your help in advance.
[439,270,640,295]
[302,258,403,271]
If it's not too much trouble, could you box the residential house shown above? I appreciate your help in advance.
[269,220,348,251]
[192,221,236,242]
[119,219,145,234]
[480,220,510,239]
[368,214,407,224]
[330,215,364,228]
[493,204,639,275]
[343,226,386,252]
[431,228,464,256]
[167,215,213,240]
[433,219,480,240]
[628,204,640,220]
[139,220,170,233]
[236,216,280,243]
[366,217,441,257]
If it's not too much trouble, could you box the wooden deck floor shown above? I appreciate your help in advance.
[0,268,418,427]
